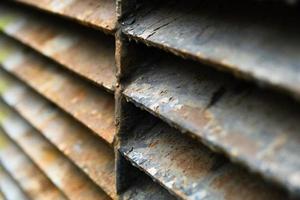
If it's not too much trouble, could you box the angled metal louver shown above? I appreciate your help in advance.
[0,0,299,199]
[0,130,67,200]
[0,3,116,91]
[0,100,111,200]
[0,70,117,199]
[0,34,115,145]
[0,165,29,200]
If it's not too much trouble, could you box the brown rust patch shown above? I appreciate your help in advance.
[0,36,116,144]
[15,0,117,32]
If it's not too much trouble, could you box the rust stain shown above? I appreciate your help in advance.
[0,130,67,200]
[0,103,112,200]
[0,4,116,91]
[15,0,117,33]
[0,71,117,199]
[0,35,116,145]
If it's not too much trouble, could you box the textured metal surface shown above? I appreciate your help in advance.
[0,101,111,200]
[123,53,300,196]
[0,165,29,200]
[0,130,67,200]
[0,34,116,145]
[120,114,287,200]
[122,0,300,100]
[0,70,117,199]
[0,0,299,199]
[0,3,116,91]
[13,0,117,33]
[120,174,177,200]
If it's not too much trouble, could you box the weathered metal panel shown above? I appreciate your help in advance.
[0,165,29,200]
[0,130,67,200]
[122,0,300,100]
[13,0,117,33]
[0,102,111,200]
[0,4,116,91]
[120,114,288,200]
[0,70,117,199]
[123,53,300,196]
[0,34,116,145]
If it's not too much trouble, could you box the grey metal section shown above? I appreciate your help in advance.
[120,113,288,200]
[120,173,177,200]
[123,52,300,196]
[122,0,300,100]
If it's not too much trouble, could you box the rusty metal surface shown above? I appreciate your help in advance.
[0,3,116,91]
[0,34,116,145]
[122,0,300,100]
[0,130,67,200]
[120,114,288,200]
[120,174,177,200]
[0,165,29,200]
[0,101,111,200]
[0,70,117,199]
[123,53,300,196]
[13,0,117,33]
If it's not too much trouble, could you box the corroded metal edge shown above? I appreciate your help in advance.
[120,172,177,200]
[121,0,300,101]
[0,130,67,200]
[120,112,288,200]
[122,49,300,196]
[0,70,117,199]
[0,34,116,145]
[13,0,117,33]
[0,4,116,91]
[0,101,111,200]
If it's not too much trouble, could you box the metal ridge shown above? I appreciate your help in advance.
[0,101,111,200]
[0,34,116,145]
[0,4,116,91]
[0,130,67,200]
[123,52,300,195]
[0,70,117,199]
[122,0,300,100]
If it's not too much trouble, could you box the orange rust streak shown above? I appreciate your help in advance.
[15,0,116,32]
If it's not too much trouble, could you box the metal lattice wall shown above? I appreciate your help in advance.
[0,0,299,199]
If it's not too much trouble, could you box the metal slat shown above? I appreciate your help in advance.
[0,3,115,91]
[0,165,29,200]
[0,71,117,199]
[122,1,300,100]
[121,174,177,200]
[13,0,117,33]
[123,53,300,196]
[0,34,116,145]
[120,114,288,200]
[0,130,67,200]
[0,102,111,200]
